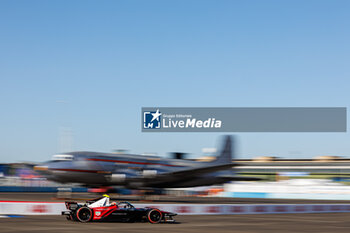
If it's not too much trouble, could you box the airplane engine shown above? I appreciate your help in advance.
[107,170,138,184]
[110,173,126,182]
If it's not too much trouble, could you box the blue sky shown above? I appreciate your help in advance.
[0,0,349,162]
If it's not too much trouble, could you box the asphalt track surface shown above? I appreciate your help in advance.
[2,193,350,232]
[2,192,350,204]
[1,213,350,233]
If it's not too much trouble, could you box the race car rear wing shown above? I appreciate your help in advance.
[65,201,79,210]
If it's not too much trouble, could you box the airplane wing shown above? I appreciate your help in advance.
[122,162,252,188]
[128,163,238,186]
[217,174,263,181]
[158,163,237,178]
[110,163,238,188]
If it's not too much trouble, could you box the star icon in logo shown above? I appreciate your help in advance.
[151,109,162,122]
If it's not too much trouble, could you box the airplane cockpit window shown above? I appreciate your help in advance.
[51,154,74,161]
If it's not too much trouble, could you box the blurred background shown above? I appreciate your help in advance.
[0,1,350,232]
[3,150,350,201]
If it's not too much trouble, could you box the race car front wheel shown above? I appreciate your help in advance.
[76,207,93,222]
[147,209,162,224]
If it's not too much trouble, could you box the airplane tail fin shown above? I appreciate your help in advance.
[213,135,233,164]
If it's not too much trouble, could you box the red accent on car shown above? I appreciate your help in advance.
[92,206,118,220]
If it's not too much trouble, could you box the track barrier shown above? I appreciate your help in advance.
[1,201,350,215]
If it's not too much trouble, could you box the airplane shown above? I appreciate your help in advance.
[34,136,259,189]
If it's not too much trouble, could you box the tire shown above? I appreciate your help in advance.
[147,209,162,224]
[76,207,93,222]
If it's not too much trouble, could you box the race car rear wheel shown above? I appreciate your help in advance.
[147,209,162,224]
[76,207,93,222]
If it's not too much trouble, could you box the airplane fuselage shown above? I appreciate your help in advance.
[36,151,233,188]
